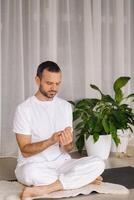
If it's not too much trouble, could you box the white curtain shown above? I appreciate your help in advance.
[0,0,134,156]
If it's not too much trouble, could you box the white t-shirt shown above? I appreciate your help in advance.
[13,96,72,165]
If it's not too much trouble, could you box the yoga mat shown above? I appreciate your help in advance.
[102,166,134,189]
[0,181,129,200]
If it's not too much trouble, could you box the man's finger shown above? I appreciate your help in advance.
[65,127,73,133]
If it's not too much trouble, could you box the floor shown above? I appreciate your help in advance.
[0,146,134,200]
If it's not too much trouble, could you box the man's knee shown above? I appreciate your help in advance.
[24,165,40,185]
[15,163,58,186]
[15,164,37,186]
[84,156,105,174]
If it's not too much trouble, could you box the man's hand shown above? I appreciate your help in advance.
[59,127,73,146]
[50,131,62,144]
[59,127,74,152]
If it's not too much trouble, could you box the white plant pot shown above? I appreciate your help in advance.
[111,130,129,153]
[85,135,111,160]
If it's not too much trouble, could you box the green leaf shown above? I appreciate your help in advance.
[102,116,109,133]
[75,121,84,131]
[113,136,120,146]
[75,99,90,109]
[88,115,97,130]
[113,76,131,91]
[109,121,117,134]
[113,77,131,104]
[76,99,99,109]
[112,111,123,129]
[102,95,115,104]
[109,121,120,146]
[93,133,99,143]
[128,126,134,133]
[126,93,134,99]
[81,112,89,121]
[93,118,103,132]
[76,135,84,153]
[90,84,103,96]
[114,89,123,104]
[73,110,82,121]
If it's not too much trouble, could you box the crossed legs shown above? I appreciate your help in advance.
[16,156,105,199]
[21,176,103,200]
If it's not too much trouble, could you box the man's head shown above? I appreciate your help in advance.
[35,61,62,100]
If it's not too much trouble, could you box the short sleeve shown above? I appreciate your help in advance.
[13,105,32,135]
[67,103,73,128]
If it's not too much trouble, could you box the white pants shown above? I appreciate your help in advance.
[15,155,105,190]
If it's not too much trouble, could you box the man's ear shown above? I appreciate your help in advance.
[35,76,41,86]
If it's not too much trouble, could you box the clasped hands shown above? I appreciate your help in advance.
[51,127,73,147]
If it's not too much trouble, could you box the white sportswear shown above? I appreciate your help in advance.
[13,95,105,189]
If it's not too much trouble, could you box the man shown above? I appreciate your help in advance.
[13,61,105,200]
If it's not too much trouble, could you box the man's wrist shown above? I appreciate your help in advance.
[48,137,56,145]
[60,142,74,152]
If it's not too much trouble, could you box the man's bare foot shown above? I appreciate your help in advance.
[91,176,103,185]
[20,185,48,200]
[20,180,63,200]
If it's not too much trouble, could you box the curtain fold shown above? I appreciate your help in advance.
[0,0,134,156]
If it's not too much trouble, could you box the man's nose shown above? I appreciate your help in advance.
[51,84,57,91]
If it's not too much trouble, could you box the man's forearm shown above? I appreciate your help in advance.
[22,138,55,157]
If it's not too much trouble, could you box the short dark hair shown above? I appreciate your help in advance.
[36,61,61,78]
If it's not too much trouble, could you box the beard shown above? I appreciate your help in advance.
[39,85,57,99]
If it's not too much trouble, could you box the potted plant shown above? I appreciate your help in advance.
[72,77,134,159]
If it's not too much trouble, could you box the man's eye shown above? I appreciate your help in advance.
[47,82,52,85]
